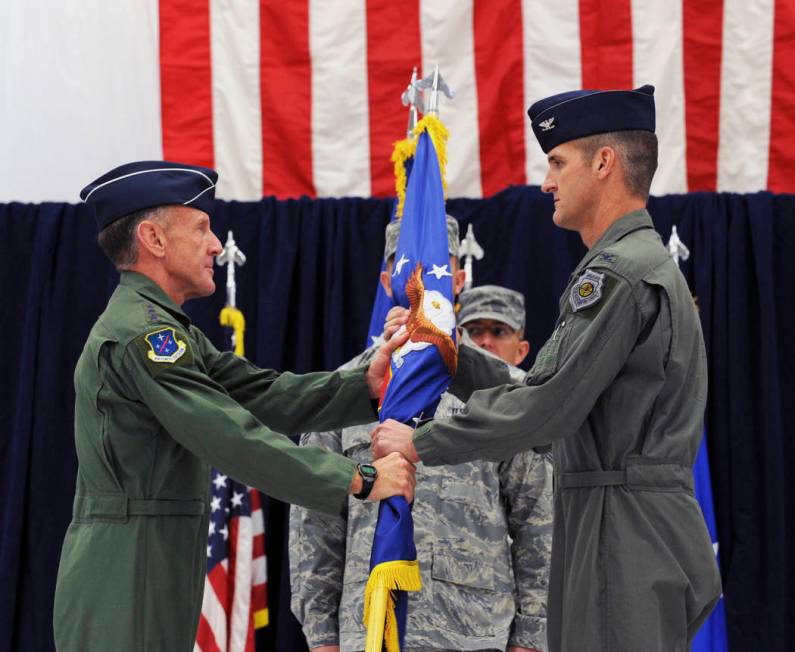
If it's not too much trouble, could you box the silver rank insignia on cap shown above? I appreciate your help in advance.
[569,269,605,312]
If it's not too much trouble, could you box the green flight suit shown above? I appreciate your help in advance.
[54,271,375,651]
[414,211,722,652]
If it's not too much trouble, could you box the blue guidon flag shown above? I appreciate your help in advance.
[145,327,187,363]
[364,116,455,652]
[365,137,416,348]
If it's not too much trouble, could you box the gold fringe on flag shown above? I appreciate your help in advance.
[412,115,449,197]
[390,114,450,220]
[364,559,422,652]
[219,306,246,356]
[391,137,417,219]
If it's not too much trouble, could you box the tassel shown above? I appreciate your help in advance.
[219,306,246,356]
[364,560,422,652]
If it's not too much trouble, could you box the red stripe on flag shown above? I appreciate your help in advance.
[768,0,795,193]
[365,0,422,197]
[252,532,265,557]
[473,0,526,196]
[195,615,223,652]
[260,0,315,197]
[578,0,634,89]
[158,0,214,167]
[682,0,724,191]
[207,562,229,609]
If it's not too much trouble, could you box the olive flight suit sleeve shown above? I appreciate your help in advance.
[120,332,357,515]
[447,340,513,402]
[194,330,377,434]
[415,268,653,465]
[499,452,554,651]
[289,430,347,649]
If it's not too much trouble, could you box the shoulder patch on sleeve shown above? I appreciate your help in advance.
[132,327,193,376]
[569,269,605,312]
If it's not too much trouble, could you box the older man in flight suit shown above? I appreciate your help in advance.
[53,161,415,652]
[290,220,552,652]
[372,86,722,652]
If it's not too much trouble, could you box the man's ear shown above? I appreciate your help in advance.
[514,339,531,366]
[453,268,466,295]
[379,270,393,298]
[596,146,617,179]
[136,219,167,259]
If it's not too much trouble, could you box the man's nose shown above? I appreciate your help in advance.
[209,232,223,255]
[541,171,555,193]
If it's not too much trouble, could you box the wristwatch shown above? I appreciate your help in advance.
[353,462,378,500]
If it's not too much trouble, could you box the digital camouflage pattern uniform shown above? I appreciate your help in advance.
[290,339,553,652]
[413,210,722,652]
[54,271,377,652]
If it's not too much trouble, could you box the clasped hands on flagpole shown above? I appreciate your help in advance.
[370,305,422,464]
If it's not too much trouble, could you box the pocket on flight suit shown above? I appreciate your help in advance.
[525,317,572,386]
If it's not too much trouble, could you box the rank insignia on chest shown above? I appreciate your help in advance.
[569,269,605,312]
[145,327,187,363]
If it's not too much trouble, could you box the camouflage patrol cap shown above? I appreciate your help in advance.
[384,214,460,261]
[458,285,526,331]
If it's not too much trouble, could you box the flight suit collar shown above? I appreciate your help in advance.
[119,271,192,329]
[572,209,654,278]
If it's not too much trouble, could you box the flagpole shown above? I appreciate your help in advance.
[217,230,247,356]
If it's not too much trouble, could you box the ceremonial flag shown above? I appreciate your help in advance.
[365,138,416,347]
[691,432,728,652]
[364,116,455,652]
[194,305,268,652]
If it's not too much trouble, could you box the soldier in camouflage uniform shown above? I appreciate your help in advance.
[290,218,553,652]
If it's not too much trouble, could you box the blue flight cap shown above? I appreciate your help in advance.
[527,85,656,153]
[80,160,218,230]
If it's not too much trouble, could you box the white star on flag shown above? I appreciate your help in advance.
[208,521,216,535]
[427,264,452,280]
[212,473,228,489]
[207,544,212,557]
[220,525,229,540]
[393,254,410,276]
[211,496,222,512]
[231,491,244,508]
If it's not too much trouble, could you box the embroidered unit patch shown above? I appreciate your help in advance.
[145,327,187,363]
[569,269,605,312]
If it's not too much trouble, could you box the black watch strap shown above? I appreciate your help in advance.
[353,462,377,500]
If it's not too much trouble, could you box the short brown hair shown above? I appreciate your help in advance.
[576,130,658,199]
[97,206,167,269]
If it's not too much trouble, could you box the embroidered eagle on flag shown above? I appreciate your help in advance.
[403,263,458,375]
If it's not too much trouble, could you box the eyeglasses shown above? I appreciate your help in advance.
[463,324,517,340]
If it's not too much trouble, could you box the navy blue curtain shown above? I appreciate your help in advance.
[1,188,792,651]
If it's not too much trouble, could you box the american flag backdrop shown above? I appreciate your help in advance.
[195,470,268,652]
[3,0,794,203]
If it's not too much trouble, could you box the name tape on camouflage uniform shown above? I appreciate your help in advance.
[145,327,187,363]
[569,269,605,312]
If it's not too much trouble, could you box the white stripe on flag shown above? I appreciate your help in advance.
[230,518,254,652]
[251,507,264,536]
[631,0,688,195]
[310,0,371,197]
[201,561,229,651]
[420,0,482,198]
[209,0,264,200]
[253,553,267,584]
[521,0,582,186]
[716,0,775,192]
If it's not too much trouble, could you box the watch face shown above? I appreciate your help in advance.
[359,463,377,478]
